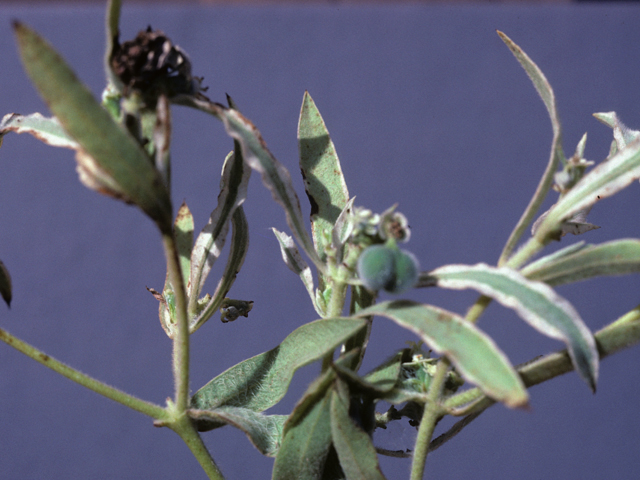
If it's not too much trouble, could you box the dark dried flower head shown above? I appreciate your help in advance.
[110,26,206,103]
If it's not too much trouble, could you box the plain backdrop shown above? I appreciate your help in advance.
[1,3,639,480]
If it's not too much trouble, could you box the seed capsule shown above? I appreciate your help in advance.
[357,245,419,294]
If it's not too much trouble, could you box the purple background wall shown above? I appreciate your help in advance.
[1,3,639,479]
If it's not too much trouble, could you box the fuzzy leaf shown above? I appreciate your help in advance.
[523,239,640,286]
[497,30,564,263]
[171,97,325,270]
[13,22,172,233]
[273,388,333,480]
[190,206,250,332]
[330,386,386,480]
[0,113,77,149]
[189,407,287,456]
[298,91,350,262]
[356,301,528,408]
[533,137,640,242]
[431,263,599,391]
[272,228,321,316]
[0,260,12,307]
[189,147,250,310]
[593,112,640,153]
[333,350,405,397]
[191,318,367,412]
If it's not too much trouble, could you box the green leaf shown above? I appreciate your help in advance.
[333,350,405,397]
[191,317,367,412]
[189,407,287,456]
[356,300,528,408]
[497,31,564,264]
[273,387,333,480]
[0,113,77,149]
[533,137,640,242]
[0,259,12,307]
[189,146,250,313]
[171,97,325,271]
[298,91,350,262]
[593,112,640,153]
[13,22,172,233]
[522,239,640,286]
[430,263,599,391]
[190,206,250,332]
[273,228,322,316]
[330,385,386,480]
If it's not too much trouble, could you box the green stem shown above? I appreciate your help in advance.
[498,131,563,266]
[162,233,190,412]
[464,236,547,325]
[410,358,450,480]
[442,305,640,423]
[170,413,224,480]
[0,327,166,420]
[322,279,348,371]
[162,233,225,478]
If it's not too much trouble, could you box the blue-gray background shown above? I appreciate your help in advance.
[1,3,639,479]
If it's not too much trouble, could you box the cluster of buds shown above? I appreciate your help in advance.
[349,204,411,246]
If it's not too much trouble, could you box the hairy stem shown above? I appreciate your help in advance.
[0,327,167,420]
[410,358,450,480]
[162,232,190,412]
[169,413,225,480]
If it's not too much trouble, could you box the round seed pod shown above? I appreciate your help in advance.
[357,245,419,294]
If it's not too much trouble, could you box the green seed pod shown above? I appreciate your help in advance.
[357,245,419,294]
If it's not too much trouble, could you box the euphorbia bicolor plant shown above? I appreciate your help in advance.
[1,2,640,479]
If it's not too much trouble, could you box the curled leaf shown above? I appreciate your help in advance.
[430,263,599,392]
[189,407,287,456]
[0,113,77,149]
[272,228,321,316]
[191,317,367,412]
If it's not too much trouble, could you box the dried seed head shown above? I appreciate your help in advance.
[110,26,206,104]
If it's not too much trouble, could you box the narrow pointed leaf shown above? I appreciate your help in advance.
[534,138,640,242]
[13,22,172,232]
[298,91,350,262]
[190,206,250,332]
[172,97,324,270]
[272,228,321,315]
[189,147,250,309]
[0,113,77,149]
[497,31,564,264]
[273,389,333,480]
[330,387,386,480]
[356,300,528,408]
[191,317,367,412]
[431,263,598,391]
[219,107,323,268]
[593,112,640,152]
[333,350,405,397]
[189,407,287,456]
[522,239,640,286]
[0,260,12,307]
